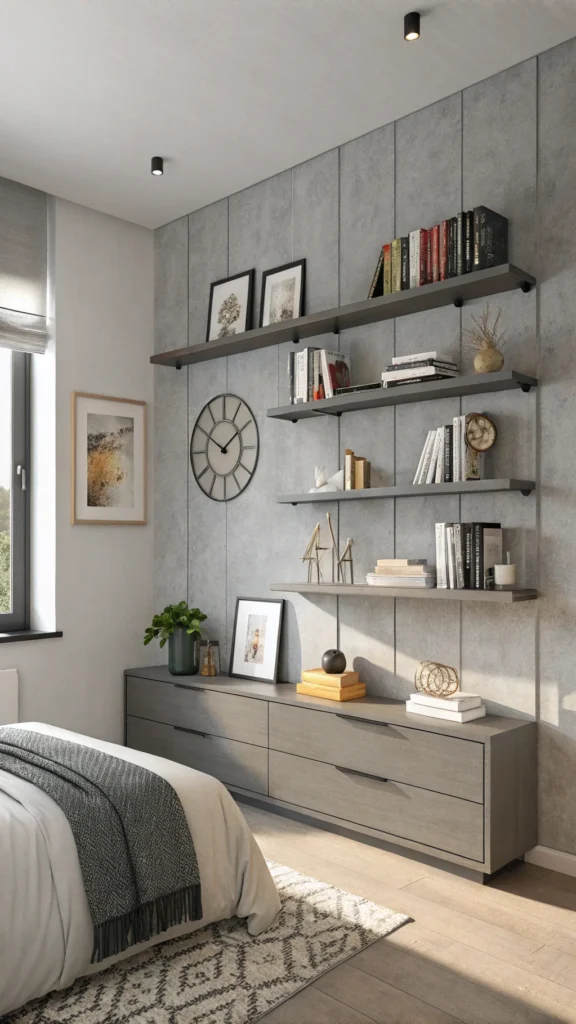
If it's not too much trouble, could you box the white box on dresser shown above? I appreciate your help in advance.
[125,667,537,883]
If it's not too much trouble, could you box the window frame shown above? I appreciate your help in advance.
[0,350,30,632]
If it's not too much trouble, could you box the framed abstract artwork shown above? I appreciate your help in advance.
[71,392,147,525]
[229,597,284,683]
[206,269,255,342]
[259,259,305,328]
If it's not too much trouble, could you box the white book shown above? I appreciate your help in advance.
[435,523,451,589]
[406,701,487,723]
[446,526,456,589]
[426,429,442,485]
[413,431,433,486]
[366,576,436,588]
[296,350,306,402]
[452,415,461,482]
[410,692,482,712]
[418,432,437,485]
[409,231,420,289]
[392,350,454,366]
[434,427,445,483]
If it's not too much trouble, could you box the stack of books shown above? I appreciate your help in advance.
[367,206,508,297]
[382,351,458,390]
[297,668,366,702]
[436,522,502,589]
[414,413,481,484]
[366,558,436,589]
[406,690,486,723]
[288,348,351,403]
[344,449,371,490]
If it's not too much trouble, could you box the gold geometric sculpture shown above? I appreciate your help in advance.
[414,660,460,697]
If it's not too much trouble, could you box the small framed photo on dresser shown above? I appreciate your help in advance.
[206,269,255,342]
[229,598,284,683]
[259,259,306,327]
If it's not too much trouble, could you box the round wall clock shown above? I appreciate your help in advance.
[190,394,259,501]
[466,413,497,452]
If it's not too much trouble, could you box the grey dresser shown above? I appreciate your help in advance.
[125,667,537,881]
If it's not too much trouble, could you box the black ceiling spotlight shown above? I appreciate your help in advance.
[151,156,164,176]
[404,11,420,41]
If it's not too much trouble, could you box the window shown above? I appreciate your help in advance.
[0,348,29,631]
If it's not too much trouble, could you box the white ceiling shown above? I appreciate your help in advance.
[1,0,575,229]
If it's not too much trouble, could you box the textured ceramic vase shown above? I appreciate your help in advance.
[474,348,504,373]
[168,629,200,676]
[322,649,347,674]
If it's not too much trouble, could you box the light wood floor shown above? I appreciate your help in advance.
[240,803,576,1024]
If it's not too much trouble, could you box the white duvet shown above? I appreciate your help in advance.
[0,723,281,1017]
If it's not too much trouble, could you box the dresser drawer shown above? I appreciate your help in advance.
[269,703,483,803]
[126,715,174,760]
[126,676,268,747]
[174,727,268,795]
[269,750,483,861]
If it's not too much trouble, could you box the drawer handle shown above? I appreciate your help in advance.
[335,765,389,784]
[174,684,204,692]
[335,714,389,727]
[174,726,208,738]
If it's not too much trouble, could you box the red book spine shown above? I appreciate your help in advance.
[419,229,428,286]
[431,224,440,282]
[439,220,449,280]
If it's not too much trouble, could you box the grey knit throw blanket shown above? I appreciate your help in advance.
[0,727,202,962]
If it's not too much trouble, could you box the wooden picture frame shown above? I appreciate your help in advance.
[71,392,147,525]
[259,259,306,328]
[229,597,284,683]
[206,269,255,343]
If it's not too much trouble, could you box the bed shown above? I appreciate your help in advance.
[0,722,281,1018]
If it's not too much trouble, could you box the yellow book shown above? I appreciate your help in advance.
[301,668,360,688]
[297,681,367,702]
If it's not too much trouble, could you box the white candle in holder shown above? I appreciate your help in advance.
[495,552,516,588]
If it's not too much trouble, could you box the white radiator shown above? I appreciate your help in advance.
[0,668,18,724]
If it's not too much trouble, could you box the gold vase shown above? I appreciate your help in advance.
[474,347,504,374]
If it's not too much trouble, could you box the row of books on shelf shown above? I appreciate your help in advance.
[368,205,508,298]
[414,412,481,485]
[406,690,486,723]
[436,522,502,590]
[287,347,351,403]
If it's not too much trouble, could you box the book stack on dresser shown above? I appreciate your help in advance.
[297,668,366,701]
[406,690,486,723]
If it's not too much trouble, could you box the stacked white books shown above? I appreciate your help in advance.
[366,558,436,589]
[381,351,459,390]
[406,690,486,723]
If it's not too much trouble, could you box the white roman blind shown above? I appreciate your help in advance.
[0,306,48,355]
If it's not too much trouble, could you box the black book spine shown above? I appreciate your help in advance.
[401,236,409,290]
[472,523,482,590]
[464,211,473,273]
[473,207,509,269]
[449,217,458,277]
[368,249,384,298]
[456,212,464,276]
[383,373,456,388]
[463,523,473,588]
[443,425,453,483]
[288,351,295,404]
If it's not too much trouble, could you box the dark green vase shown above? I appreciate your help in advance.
[168,629,200,676]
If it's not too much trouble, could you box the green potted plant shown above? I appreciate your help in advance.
[144,601,207,676]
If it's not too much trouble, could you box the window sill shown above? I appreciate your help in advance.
[0,630,63,644]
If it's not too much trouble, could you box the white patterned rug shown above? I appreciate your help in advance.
[8,862,408,1024]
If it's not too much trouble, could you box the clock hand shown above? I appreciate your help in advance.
[219,428,240,454]
[208,434,227,454]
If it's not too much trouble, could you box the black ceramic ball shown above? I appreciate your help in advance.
[322,649,347,674]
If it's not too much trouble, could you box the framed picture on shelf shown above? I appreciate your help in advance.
[229,597,284,683]
[71,392,147,525]
[259,258,306,327]
[206,269,255,342]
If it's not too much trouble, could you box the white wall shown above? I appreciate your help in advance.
[0,198,155,743]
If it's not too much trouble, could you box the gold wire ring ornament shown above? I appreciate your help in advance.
[414,660,460,697]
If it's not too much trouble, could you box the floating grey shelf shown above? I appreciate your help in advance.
[278,479,535,504]
[151,264,535,369]
[270,583,537,603]
[267,370,537,421]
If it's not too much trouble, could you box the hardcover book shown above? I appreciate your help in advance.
[320,350,351,399]
[391,238,402,293]
[473,206,508,269]
[406,701,486,723]
[383,243,392,294]
[368,247,385,298]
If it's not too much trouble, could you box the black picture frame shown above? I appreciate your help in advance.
[229,597,284,683]
[206,269,255,343]
[259,258,306,328]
